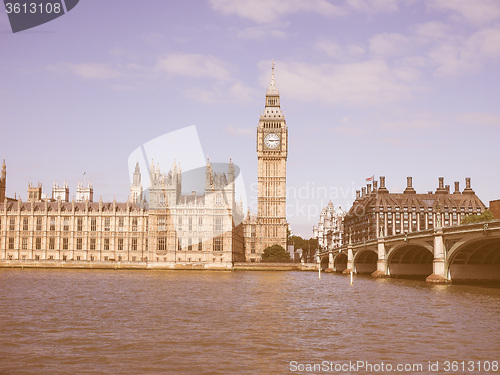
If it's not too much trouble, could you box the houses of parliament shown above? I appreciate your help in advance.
[0,67,289,268]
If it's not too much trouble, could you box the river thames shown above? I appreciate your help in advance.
[0,269,498,374]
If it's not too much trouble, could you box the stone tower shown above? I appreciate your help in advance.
[0,159,6,201]
[256,63,288,253]
[130,162,143,204]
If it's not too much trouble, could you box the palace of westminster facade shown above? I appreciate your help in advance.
[0,67,288,267]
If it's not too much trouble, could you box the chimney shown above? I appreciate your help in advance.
[463,177,474,194]
[356,190,361,200]
[373,180,378,190]
[378,176,388,193]
[362,187,366,197]
[454,182,460,194]
[404,176,416,194]
[367,184,372,194]
[445,185,450,194]
[436,177,447,194]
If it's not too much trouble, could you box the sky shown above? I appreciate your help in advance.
[1,0,499,238]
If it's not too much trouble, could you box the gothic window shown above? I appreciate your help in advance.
[36,217,42,231]
[215,217,223,233]
[198,238,203,251]
[90,238,96,251]
[132,218,138,232]
[188,217,193,231]
[104,218,110,231]
[91,218,97,231]
[22,237,28,250]
[9,217,15,231]
[23,217,28,231]
[77,238,82,250]
[63,217,70,231]
[132,238,137,251]
[198,217,203,230]
[49,238,55,250]
[8,238,14,249]
[63,238,69,250]
[178,217,182,231]
[104,238,109,251]
[158,238,166,251]
[35,238,41,250]
[50,217,56,231]
[118,218,124,231]
[118,238,123,251]
[188,238,192,251]
[77,218,83,232]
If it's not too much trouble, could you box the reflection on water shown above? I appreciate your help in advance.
[0,269,499,374]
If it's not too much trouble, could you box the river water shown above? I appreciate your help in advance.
[0,269,498,374]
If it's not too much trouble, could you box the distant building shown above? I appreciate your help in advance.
[0,160,6,202]
[76,182,93,203]
[490,199,500,220]
[343,176,486,244]
[27,182,42,202]
[130,162,143,204]
[313,201,346,251]
[52,182,69,202]
[0,159,245,268]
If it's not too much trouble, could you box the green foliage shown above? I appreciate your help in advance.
[288,235,319,262]
[461,209,495,224]
[261,244,290,262]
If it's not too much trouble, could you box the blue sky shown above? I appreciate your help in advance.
[1,0,499,237]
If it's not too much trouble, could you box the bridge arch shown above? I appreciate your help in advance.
[353,249,377,274]
[386,243,433,279]
[320,255,329,270]
[333,252,347,273]
[446,236,500,284]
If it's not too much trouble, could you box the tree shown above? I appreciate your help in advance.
[288,235,319,262]
[461,210,495,224]
[261,244,290,262]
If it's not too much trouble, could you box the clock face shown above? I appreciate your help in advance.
[264,133,280,149]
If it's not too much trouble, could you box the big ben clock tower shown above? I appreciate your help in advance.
[256,63,288,254]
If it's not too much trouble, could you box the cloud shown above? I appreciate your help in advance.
[369,33,413,58]
[266,60,421,107]
[456,112,500,127]
[184,81,256,104]
[209,0,343,24]
[49,63,122,79]
[428,0,500,25]
[315,39,366,60]
[346,0,399,13]
[155,53,232,81]
[236,26,286,39]
[226,125,254,136]
[428,27,500,76]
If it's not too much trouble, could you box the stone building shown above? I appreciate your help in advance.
[0,159,245,268]
[490,199,500,220]
[343,176,486,244]
[0,160,5,202]
[243,64,288,262]
[313,201,346,251]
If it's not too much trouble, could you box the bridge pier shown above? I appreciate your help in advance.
[426,228,450,284]
[372,238,388,278]
[325,252,334,272]
[343,243,354,274]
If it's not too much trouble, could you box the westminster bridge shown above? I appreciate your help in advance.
[318,220,500,283]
